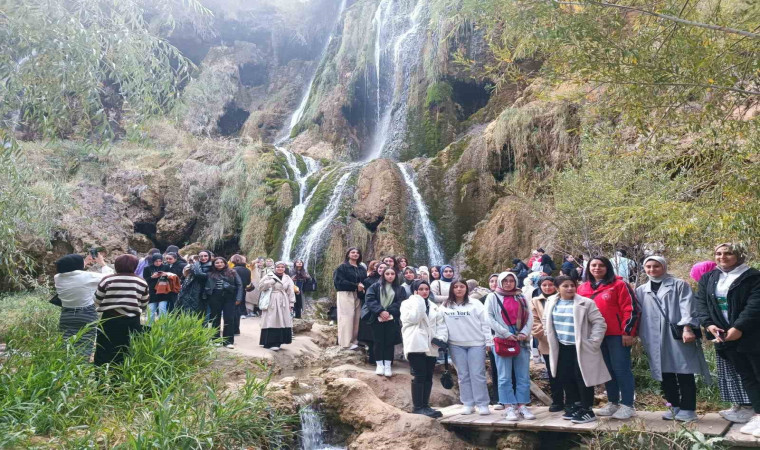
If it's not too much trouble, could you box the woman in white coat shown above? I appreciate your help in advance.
[431,265,455,304]
[636,256,711,422]
[258,261,296,351]
[401,280,448,418]
[545,276,610,424]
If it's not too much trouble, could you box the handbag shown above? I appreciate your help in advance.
[440,348,454,389]
[303,278,317,293]
[259,288,272,311]
[493,296,522,357]
[650,291,703,340]
[48,292,62,307]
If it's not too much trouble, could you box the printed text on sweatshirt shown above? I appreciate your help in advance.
[439,301,493,347]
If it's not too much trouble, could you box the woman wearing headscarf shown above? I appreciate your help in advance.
[485,272,534,420]
[695,243,760,436]
[359,261,383,363]
[93,255,150,366]
[431,264,455,304]
[401,267,417,297]
[690,261,717,284]
[401,280,447,418]
[531,275,565,411]
[163,252,186,312]
[418,266,430,282]
[54,253,114,357]
[577,256,639,420]
[135,248,160,278]
[636,256,711,422]
[205,257,243,348]
[441,279,492,415]
[177,250,213,319]
[143,253,170,324]
[365,266,407,376]
[259,261,297,351]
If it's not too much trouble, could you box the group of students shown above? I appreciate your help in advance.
[332,243,760,433]
[53,245,314,366]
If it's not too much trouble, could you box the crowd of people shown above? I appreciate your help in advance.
[52,242,760,435]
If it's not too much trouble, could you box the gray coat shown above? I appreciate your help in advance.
[636,276,712,382]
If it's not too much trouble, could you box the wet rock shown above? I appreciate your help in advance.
[292,319,314,334]
[323,377,468,449]
[318,346,365,368]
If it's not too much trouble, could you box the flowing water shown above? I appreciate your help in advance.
[397,162,445,265]
[299,405,344,450]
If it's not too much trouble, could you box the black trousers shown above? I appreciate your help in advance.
[409,353,436,408]
[208,292,236,345]
[94,312,141,366]
[544,354,566,406]
[661,373,697,411]
[233,302,246,334]
[371,320,398,362]
[294,293,303,319]
[488,349,499,404]
[557,343,594,409]
[723,347,760,413]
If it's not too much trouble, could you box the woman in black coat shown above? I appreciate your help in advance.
[364,266,407,377]
[204,257,243,348]
[230,254,252,335]
[163,252,186,311]
[359,261,385,364]
[695,243,760,433]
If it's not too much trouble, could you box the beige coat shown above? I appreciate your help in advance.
[545,294,611,387]
[258,273,296,330]
[531,294,550,355]
[246,266,269,308]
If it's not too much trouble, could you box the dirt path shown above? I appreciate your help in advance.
[228,316,323,361]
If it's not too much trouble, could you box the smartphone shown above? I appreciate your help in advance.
[89,248,98,258]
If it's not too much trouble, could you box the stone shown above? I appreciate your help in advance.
[309,323,338,348]
[128,233,155,253]
[496,431,541,450]
[292,319,314,334]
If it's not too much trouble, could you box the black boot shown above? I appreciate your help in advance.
[422,380,443,418]
[411,381,427,415]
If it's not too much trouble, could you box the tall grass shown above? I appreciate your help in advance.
[0,291,296,449]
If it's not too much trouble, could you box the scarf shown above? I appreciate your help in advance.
[643,255,669,282]
[440,264,454,282]
[380,283,395,309]
[494,272,529,329]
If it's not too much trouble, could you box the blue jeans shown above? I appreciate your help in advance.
[147,301,168,324]
[494,344,531,405]
[601,335,635,407]
[449,345,490,407]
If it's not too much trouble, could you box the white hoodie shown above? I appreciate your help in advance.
[401,294,448,357]
[439,300,493,347]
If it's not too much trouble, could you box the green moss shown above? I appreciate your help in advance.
[292,169,342,245]
[457,169,478,186]
[264,208,289,256]
[294,153,307,176]
[425,81,453,109]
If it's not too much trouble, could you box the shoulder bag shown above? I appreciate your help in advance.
[440,348,454,389]
[258,288,272,311]
[650,291,702,340]
[493,297,521,357]
[48,291,62,307]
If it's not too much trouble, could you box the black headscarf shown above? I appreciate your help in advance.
[56,254,85,274]
[166,245,180,254]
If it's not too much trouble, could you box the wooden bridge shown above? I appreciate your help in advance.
[436,405,759,447]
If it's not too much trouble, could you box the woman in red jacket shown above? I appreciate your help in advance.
[577,256,640,420]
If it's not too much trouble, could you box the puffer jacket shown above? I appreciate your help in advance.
[401,294,448,357]
[577,276,639,336]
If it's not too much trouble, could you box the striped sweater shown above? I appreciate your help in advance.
[94,274,150,317]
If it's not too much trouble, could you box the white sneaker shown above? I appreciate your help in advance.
[383,361,392,377]
[611,405,636,420]
[493,404,505,410]
[461,406,474,415]
[477,406,491,415]
[225,344,235,349]
[349,344,359,350]
[269,346,280,351]
[519,405,536,420]
[596,403,620,416]
[722,405,754,424]
[662,407,680,420]
[212,342,222,347]
[752,427,760,438]
[376,362,384,375]
[740,415,760,435]
[504,406,519,421]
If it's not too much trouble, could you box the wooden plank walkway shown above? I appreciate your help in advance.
[437,405,731,436]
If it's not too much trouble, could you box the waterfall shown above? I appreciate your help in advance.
[275,0,348,260]
[397,162,444,265]
[366,0,427,161]
[296,168,356,269]
[299,405,343,450]
[279,148,321,260]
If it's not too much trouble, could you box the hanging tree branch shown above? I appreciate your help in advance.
[549,0,760,39]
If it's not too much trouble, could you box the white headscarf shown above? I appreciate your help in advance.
[643,255,668,282]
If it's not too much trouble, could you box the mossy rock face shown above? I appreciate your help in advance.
[294,153,307,176]
[425,81,453,109]
[292,168,343,246]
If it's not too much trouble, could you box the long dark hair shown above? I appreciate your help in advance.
[209,257,235,279]
[293,259,310,279]
[582,256,616,285]
[431,265,442,280]
[382,255,398,269]
[344,247,363,265]
[380,267,399,288]
[444,279,469,308]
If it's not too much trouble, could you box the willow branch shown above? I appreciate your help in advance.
[586,79,760,96]
[550,0,760,39]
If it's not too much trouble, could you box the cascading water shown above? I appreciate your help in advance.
[275,0,347,260]
[397,162,444,265]
[296,168,355,268]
